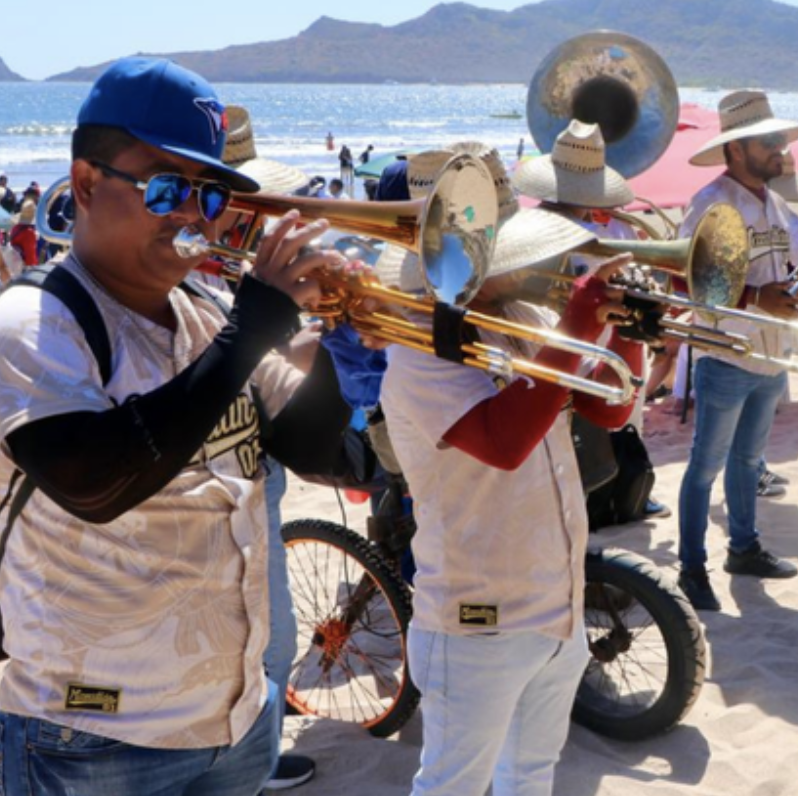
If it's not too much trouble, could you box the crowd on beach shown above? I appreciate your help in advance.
[0,35,798,796]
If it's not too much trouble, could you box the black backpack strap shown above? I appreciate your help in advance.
[11,264,113,386]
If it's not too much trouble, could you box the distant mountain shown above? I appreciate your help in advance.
[0,56,25,81]
[7,0,798,88]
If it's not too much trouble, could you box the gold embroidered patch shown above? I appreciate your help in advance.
[459,604,499,626]
[65,683,121,713]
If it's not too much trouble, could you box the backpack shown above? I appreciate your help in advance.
[585,424,656,532]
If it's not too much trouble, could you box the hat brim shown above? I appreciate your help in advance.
[689,119,798,167]
[237,157,309,195]
[488,207,596,279]
[130,128,260,193]
[375,208,597,300]
[512,155,634,209]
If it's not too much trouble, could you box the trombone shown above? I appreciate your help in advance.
[519,203,798,372]
[36,156,641,405]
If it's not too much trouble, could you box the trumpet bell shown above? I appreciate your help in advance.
[527,30,679,178]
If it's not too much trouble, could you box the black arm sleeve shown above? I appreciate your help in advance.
[7,275,301,524]
[264,345,353,477]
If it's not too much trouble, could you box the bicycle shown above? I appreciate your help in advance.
[282,473,706,741]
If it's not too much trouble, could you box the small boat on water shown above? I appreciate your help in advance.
[489,111,523,120]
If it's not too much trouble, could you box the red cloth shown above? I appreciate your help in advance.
[9,224,38,266]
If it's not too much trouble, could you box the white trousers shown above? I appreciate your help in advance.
[407,623,588,796]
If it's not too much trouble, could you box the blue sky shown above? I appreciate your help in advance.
[5,0,798,81]
[2,0,531,80]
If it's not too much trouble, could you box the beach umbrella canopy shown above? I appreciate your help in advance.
[625,103,724,211]
[354,149,420,179]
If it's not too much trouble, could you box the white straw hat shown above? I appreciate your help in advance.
[512,119,634,209]
[689,90,798,167]
[768,148,798,203]
[222,104,309,194]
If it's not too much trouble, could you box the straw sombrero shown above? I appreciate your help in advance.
[222,104,310,194]
[512,120,634,209]
[768,148,798,203]
[689,90,798,168]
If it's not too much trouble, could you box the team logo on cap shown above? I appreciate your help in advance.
[194,98,228,145]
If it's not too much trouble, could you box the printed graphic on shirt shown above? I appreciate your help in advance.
[459,604,499,626]
[748,225,790,264]
[188,391,262,478]
[65,683,121,713]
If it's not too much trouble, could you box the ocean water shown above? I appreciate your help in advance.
[2,82,798,196]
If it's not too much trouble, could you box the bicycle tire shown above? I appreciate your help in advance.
[573,547,706,740]
[282,518,420,738]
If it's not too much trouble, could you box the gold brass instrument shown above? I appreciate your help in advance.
[173,232,641,406]
[36,159,641,405]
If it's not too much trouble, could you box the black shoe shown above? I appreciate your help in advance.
[678,567,721,611]
[763,469,789,486]
[724,543,798,579]
[757,471,787,498]
[266,755,316,791]
[643,498,672,519]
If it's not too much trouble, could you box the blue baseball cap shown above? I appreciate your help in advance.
[375,159,410,202]
[77,57,260,193]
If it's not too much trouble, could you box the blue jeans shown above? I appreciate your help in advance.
[408,625,588,796]
[0,679,280,796]
[678,357,787,570]
[263,457,296,731]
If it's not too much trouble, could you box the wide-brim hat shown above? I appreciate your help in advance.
[375,206,595,296]
[690,90,798,167]
[769,147,798,203]
[78,58,259,193]
[512,119,634,209]
[222,104,309,194]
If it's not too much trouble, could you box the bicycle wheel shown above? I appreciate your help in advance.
[573,547,706,740]
[282,518,419,738]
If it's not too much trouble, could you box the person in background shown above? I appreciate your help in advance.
[8,199,39,266]
[0,56,356,796]
[0,173,16,214]
[513,119,671,522]
[377,143,644,796]
[359,144,374,165]
[328,178,349,200]
[676,90,798,611]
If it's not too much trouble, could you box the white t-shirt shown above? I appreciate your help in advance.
[381,302,586,641]
[0,256,303,749]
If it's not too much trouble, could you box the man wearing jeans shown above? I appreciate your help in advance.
[677,90,798,612]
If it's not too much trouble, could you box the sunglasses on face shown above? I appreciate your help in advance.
[90,161,232,222]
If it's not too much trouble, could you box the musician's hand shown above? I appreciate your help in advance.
[252,211,345,309]
[332,259,391,350]
[757,280,798,320]
[582,253,635,327]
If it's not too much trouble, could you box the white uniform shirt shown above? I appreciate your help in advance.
[0,256,303,749]
[679,174,793,376]
[381,302,586,641]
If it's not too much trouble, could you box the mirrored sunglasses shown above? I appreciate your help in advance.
[752,133,788,151]
[91,161,231,222]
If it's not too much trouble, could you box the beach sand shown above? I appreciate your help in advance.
[275,373,798,796]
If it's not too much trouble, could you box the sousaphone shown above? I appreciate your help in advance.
[526,30,680,178]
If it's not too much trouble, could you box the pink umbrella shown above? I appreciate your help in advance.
[626,103,723,211]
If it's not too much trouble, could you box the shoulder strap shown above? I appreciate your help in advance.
[10,264,113,386]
